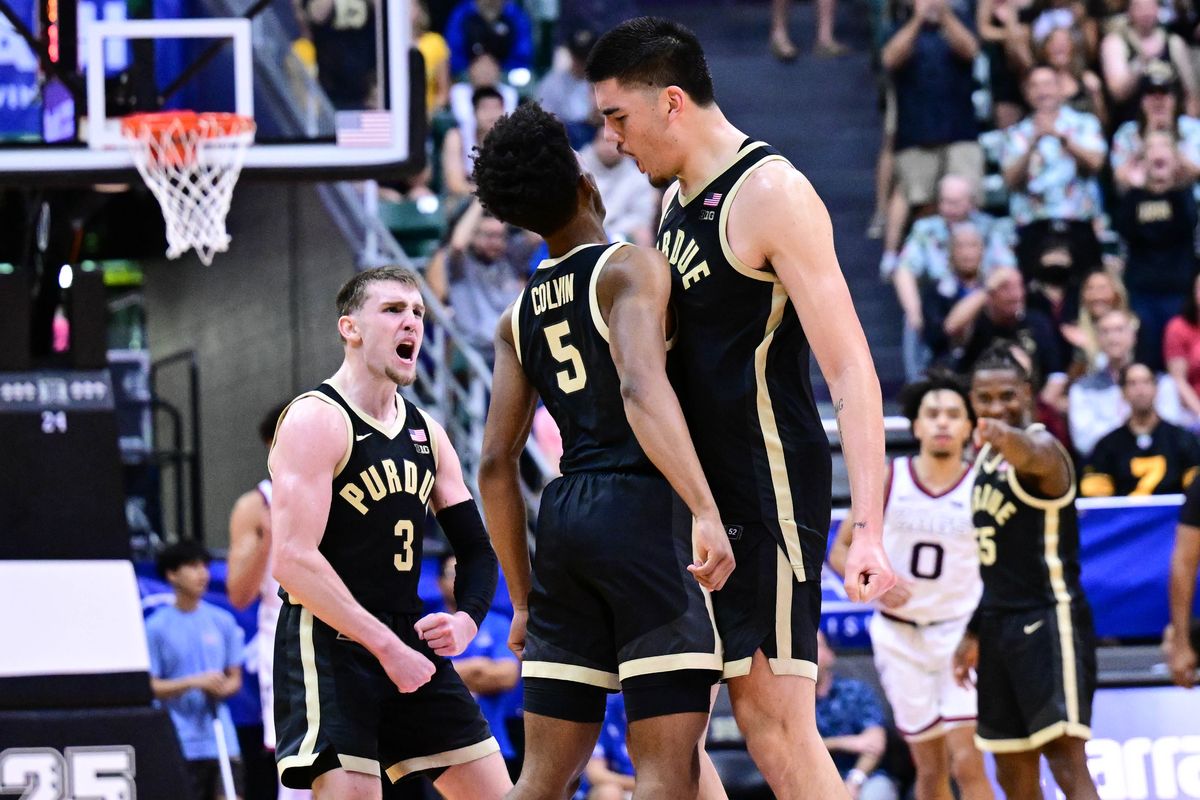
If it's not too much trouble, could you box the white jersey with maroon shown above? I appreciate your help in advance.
[255,479,283,748]
[880,456,981,624]
[870,456,983,741]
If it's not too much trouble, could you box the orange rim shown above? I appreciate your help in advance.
[120,111,255,139]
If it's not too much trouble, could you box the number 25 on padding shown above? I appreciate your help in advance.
[394,520,414,572]
[544,320,587,394]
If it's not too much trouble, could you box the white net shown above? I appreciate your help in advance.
[121,112,255,266]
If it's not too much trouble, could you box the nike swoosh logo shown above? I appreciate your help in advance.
[356,433,372,441]
[1023,620,1044,635]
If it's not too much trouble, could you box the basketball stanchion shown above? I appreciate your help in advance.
[121,111,255,266]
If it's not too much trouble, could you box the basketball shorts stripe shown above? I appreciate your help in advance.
[273,604,497,789]
[714,527,821,680]
[974,601,1096,753]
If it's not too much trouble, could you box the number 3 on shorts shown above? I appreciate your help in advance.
[395,520,414,571]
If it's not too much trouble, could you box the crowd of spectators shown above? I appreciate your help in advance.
[874,0,1200,486]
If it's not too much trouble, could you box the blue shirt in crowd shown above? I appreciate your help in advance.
[888,12,979,151]
[452,610,521,758]
[814,675,886,776]
[146,602,244,761]
[596,693,634,777]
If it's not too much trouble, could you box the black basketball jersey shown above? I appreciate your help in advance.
[1083,420,1200,496]
[972,427,1086,610]
[512,241,655,475]
[658,139,830,579]
[277,382,438,614]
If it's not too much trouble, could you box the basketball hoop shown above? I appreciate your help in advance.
[121,111,255,266]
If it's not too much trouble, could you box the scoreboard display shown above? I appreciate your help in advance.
[0,369,127,559]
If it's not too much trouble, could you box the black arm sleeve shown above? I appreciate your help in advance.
[437,499,498,628]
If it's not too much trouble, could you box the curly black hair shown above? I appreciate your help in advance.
[898,370,976,427]
[585,17,715,107]
[471,103,581,236]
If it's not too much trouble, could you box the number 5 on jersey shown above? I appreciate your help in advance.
[545,320,587,394]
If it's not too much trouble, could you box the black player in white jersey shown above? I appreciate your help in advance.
[829,375,993,800]
[268,267,511,799]
[588,17,894,799]
[475,103,734,800]
[953,342,1099,800]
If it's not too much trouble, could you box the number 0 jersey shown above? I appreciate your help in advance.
[972,426,1086,611]
[658,139,830,581]
[879,456,981,623]
[273,381,438,614]
[512,241,655,475]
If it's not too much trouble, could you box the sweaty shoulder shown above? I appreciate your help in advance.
[595,244,670,313]
[268,394,351,477]
[726,160,823,271]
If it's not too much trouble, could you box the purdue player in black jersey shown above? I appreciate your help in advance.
[269,267,512,799]
[475,104,735,800]
[587,17,895,799]
[952,342,1099,800]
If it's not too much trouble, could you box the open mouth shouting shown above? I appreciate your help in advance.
[396,340,417,365]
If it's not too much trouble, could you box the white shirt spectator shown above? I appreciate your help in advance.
[897,211,1016,284]
[1003,106,1108,226]
[578,134,658,247]
[1069,370,1185,457]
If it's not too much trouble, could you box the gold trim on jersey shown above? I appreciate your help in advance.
[510,290,525,367]
[1003,425,1077,511]
[692,529,724,662]
[587,241,632,343]
[269,391,354,479]
[384,737,500,781]
[535,242,604,270]
[768,547,818,679]
[521,660,621,690]
[276,608,322,777]
[1055,598,1081,721]
[416,408,441,470]
[678,141,767,207]
[338,754,380,776]
[718,154,791,283]
[660,182,681,228]
[723,657,754,679]
[767,658,819,680]
[755,283,808,580]
[975,721,1091,753]
[775,547,794,660]
[325,379,407,439]
[618,652,723,680]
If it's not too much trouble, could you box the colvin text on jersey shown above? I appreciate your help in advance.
[531,273,575,315]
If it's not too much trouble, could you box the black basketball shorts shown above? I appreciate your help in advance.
[712,523,823,679]
[522,471,722,691]
[273,603,498,789]
[974,601,1096,753]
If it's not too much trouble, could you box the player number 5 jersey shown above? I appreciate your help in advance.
[880,456,981,622]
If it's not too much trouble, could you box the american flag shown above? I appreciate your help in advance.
[409,428,428,443]
[703,192,722,207]
[335,111,393,147]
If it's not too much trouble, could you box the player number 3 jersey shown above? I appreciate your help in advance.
[880,456,981,623]
[273,382,439,615]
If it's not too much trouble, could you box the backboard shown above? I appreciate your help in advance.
[0,0,424,183]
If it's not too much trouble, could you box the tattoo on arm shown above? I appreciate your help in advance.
[834,397,846,446]
[853,522,867,529]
